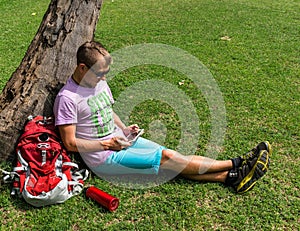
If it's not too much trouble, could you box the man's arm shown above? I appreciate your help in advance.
[113,112,127,130]
[113,112,139,136]
[58,124,129,152]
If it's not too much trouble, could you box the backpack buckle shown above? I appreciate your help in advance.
[37,143,50,149]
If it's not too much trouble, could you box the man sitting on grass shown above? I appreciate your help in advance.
[53,41,272,193]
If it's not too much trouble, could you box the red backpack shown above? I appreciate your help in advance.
[7,115,88,207]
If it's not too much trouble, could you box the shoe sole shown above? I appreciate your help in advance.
[237,150,270,193]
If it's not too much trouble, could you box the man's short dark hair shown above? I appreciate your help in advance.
[77,41,112,67]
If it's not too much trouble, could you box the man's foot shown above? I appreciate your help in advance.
[231,141,272,168]
[226,150,270,193]
[242,141,272,162]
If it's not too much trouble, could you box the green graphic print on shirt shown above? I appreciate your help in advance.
[87,91,114,138]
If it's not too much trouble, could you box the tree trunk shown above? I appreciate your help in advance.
[0,0,103,161]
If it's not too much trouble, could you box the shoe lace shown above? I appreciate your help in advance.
[241,147,257,165]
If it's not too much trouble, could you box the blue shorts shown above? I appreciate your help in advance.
[91,137,165,175]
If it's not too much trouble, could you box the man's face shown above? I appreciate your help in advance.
[81,55,110,88]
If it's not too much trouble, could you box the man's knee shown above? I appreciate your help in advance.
[160,149,174,165]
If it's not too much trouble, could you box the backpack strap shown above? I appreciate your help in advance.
[17,150,28,169]
[69,169,89,195]
[71,169,89,181]
[1,149,28,183]
[63,162,79,169]
[1,168,19,183]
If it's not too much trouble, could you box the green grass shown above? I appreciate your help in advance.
[1,0,299,230]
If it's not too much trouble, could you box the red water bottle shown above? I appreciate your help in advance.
[86,186,119,212]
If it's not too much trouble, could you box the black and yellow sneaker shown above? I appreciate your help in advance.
[226,150,270,193]
[241,141,272,165]
[231,141,272,169]
[236,149,270,193]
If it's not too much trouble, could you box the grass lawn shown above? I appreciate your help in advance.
[0,0,299,230]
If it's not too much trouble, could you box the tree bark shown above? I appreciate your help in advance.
[0,0,103,161]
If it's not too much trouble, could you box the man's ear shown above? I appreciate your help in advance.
[78,63,87,72]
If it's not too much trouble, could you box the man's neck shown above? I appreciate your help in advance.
[71,74,80,85]
[72,67,84,86]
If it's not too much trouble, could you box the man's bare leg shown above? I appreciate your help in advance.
[181,171,228,183]
[160,149,233,175]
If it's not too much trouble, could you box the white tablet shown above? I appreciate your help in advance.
[126,129,144,143]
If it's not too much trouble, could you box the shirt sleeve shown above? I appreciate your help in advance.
[53,94,78,126]
[108,86,115,105]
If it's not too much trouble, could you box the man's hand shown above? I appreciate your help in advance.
[122,124,139,137]
[58,124,133,152]
[101,137,131,151]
